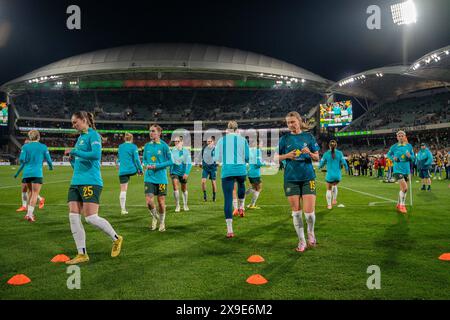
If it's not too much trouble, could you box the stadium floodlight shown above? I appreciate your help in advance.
[445,51,449,55]
[391,0,417,25]
[301,79,305,83]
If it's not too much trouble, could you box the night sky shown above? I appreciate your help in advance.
[0,0,449,85]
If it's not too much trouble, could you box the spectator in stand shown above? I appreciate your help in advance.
[378,155,386,179]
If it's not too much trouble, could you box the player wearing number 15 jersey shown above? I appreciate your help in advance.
[277,111,320,253]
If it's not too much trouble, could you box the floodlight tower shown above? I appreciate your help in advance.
[390,0,418,65]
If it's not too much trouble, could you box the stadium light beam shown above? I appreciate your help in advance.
[391,0,417,26]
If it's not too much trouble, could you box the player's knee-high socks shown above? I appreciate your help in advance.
[332,186,338,201]
[119,191,127,210]
[85,214,119,241]
[69,213,86,254]
[292,211,306,243]
[326,190,332,206]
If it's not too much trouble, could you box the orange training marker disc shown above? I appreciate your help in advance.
[7,274,31,286]
[247,255,265,263]
[438,253,450,261]
[246,274,268,285]
[51,254,70,263]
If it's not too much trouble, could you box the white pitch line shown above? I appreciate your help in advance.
[0,180,71,189]
[317,181,396,203]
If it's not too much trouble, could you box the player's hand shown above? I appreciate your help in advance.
[64,148,72,156]
[301,147,311,155]
[183,174,188,180]
[285,150,297,160]
[406,151,411,158]
[394,157,399,162]
[147,165,156,170]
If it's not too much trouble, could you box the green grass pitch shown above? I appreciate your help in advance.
[0,166,449,299]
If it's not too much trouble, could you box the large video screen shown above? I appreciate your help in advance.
[320,100,353,127]
[0,103,7,127]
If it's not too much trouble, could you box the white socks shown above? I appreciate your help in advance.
[85,214,118,241]
[399,191,407,205]
[21,192,27,207]
[119,191,127,210]
[159,210,166,225]
[37,195,42,202]
[238,198,245,210]
[182,191,188,207]
[149,207,159,220]
[69,213,86,255]
[233,199,238,210]
[27,205,35,218]
[292,211,306,243]
[332,186,338,202]
[251,191,260,206]
[174,190,180,206]
[226,218,233,234]
[304,212,316,235]
[326,190,332,206]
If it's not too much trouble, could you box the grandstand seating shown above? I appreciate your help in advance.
[346,91,450,131]
[12,88,323,122]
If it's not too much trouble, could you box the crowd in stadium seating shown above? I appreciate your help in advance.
[348,91,450,131]
[13,89,322,122]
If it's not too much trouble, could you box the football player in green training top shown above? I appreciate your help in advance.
[64,111,123,265]
[277,111,320,253]
[143,124,173,232]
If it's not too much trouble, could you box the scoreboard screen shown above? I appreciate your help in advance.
[0,103,8,127]
[320,100,353,127]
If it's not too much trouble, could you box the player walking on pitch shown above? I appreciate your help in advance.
[201,137,217,202]
[65,111,123,265]
[276,111,320,252]
[170,136,192,212]
[15,130,53,222]
[117,133,143,215]
[143,124,173,231]
[246,139,265,209]
[386,130,415,214]
[214,120,249,238]
[416,142,433,191]
[15,138,46,212]
[318,140,349,209]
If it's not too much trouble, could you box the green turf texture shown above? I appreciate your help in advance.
[0,166,449,299]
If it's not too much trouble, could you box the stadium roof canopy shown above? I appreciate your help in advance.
[329,45,450,101]
[1,43,333,93]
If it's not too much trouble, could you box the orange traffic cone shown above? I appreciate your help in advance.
[247,255,265,263]
[246,274,268,285]
[51,254,70,263]
[7,274,31,286]
[438,253,450,261]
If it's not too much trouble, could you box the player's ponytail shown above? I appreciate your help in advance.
[329,140,337,159]
[87,112,96,130]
